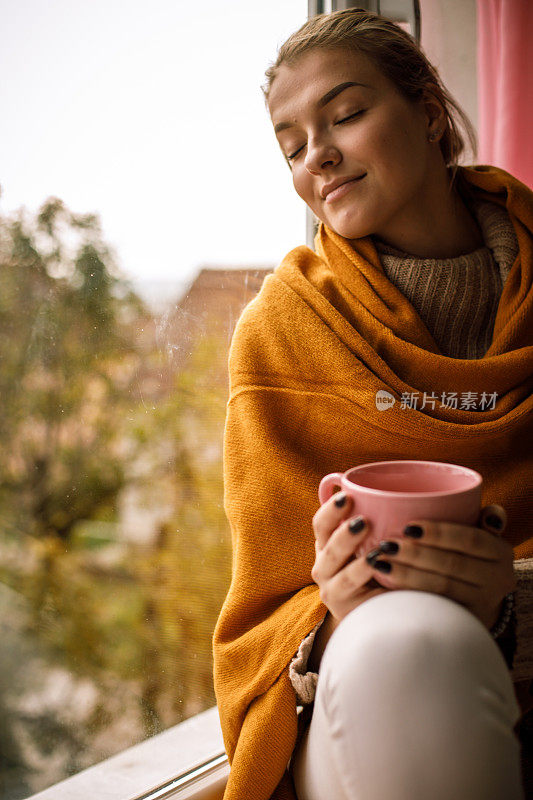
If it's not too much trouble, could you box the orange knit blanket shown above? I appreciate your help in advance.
[213,165,533,800]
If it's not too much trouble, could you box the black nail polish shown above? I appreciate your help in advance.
[373,560,392,573]
[379,540,399,555]
[349,516,365,534]
[404,525,423,538]
[334,492,347,508]
[366,548,381,565]
[485,514,503,531]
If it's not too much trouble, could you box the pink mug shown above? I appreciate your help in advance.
[318,460,483,557]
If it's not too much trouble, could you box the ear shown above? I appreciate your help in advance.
[420,85,447,139]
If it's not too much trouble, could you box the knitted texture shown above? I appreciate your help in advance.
[289,197,532,706]
[288,622,320,705]
[514,560,533,682]
[213,165,533,800]
[376,198,518,359]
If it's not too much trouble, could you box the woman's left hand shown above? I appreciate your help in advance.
[365,505,516,630]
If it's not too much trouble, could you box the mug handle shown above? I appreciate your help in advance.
[318,472,345,505]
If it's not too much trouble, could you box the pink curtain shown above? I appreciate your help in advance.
[476,0,533,188]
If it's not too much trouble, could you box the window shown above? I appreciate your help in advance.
[0,2,307,796]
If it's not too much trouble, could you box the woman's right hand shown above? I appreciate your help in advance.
[311,491,388,622]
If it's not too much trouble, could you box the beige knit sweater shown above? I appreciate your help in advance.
[290,196,533,705]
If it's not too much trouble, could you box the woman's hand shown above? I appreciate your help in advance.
[364,504,516,630]
[311,491,388,623]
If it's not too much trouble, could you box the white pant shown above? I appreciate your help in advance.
[292,591,524,800]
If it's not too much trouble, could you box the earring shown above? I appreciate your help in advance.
[428,131,441,142]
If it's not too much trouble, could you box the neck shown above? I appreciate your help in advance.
[370,166,484,259]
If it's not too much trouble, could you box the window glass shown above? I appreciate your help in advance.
[0,1,306,795]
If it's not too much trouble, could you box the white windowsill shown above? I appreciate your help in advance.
[26,706,229,800]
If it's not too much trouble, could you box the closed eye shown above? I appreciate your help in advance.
[285,110,366,163]
[287,144,304,162]
[336,110,365,124]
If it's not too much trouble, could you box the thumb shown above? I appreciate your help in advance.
[478,504,507,535]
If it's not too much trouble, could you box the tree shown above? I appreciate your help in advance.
[0,197,144,544]
[0,198,152,793]
[133,334,232,726]
[0,197,234,794]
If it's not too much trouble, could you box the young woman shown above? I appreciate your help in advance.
[214,9,533,800]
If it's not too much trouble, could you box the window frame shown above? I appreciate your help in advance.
[25,706,228,800]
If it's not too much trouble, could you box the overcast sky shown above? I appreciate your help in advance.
[1,0,308,292]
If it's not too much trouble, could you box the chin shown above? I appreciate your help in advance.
[319,206,374,240]
[327,218,372,240]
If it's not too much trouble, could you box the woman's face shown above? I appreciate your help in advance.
[268,48,446,242]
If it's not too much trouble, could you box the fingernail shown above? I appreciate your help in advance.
[334,492,347,508]
[349,516,365,534]
[366,548,381,565]
[379,540,399,555]
[485,514,503,531]
[373,560,392,574]
[404,525,423,538]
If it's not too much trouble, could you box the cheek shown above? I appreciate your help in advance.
[365,129,404,167]
[381,124,425,171]
[360,113,415,162]
[292,169,314,205]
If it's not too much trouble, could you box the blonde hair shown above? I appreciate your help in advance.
[263,8,478,192]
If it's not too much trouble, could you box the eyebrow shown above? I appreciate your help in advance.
[274,81,370,134]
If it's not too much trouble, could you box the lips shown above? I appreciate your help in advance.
[322,174,366,203]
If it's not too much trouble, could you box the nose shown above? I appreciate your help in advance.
[304,137,341,174]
